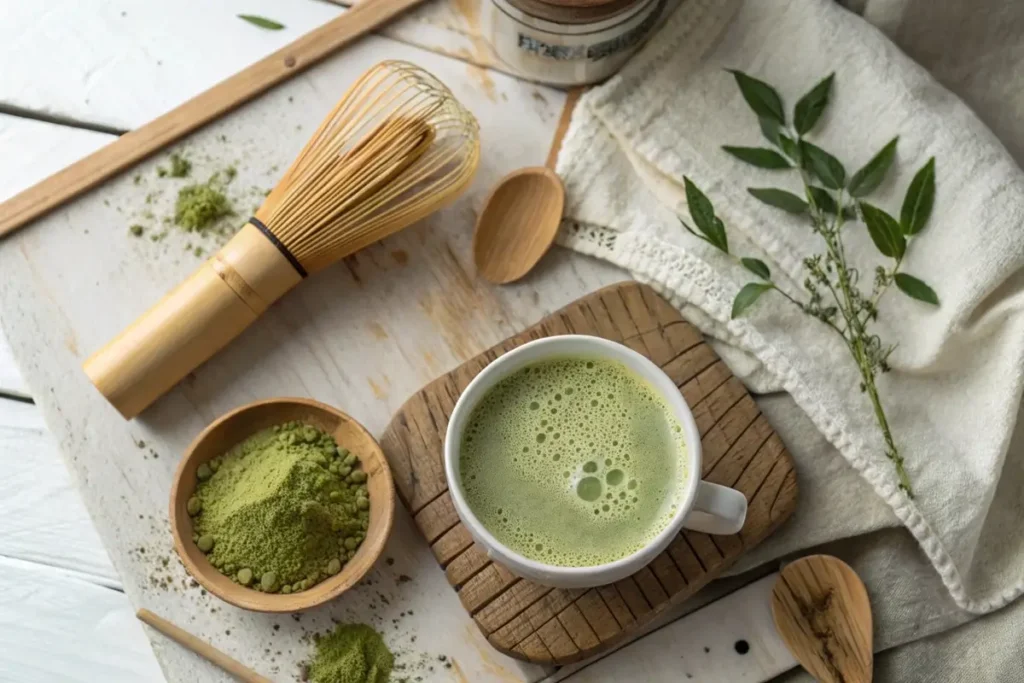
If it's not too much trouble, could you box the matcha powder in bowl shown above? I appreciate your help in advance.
[188,421,371,595]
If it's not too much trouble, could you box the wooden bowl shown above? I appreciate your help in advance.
[169,397,395,612]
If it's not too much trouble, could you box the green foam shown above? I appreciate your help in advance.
[459,357,688,567]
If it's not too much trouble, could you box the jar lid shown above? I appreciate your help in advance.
[505,0,644,24]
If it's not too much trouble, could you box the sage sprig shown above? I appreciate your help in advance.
[680,70,941,497]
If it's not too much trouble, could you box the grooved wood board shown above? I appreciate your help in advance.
[380,282,798,664]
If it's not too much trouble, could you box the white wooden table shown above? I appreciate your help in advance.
[0,1,797,681]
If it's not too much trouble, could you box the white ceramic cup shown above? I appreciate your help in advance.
[444,335,748,588]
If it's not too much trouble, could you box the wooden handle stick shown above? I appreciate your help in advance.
[0,0,430,240]
[137,609,274,683]
[544,87,585,170]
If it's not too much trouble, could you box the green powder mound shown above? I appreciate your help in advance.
[191,422,370,592]
[309,624,393,683]
[174,182,233,233]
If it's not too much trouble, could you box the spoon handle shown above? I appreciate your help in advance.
[545,87,585,170]
[137,609,273,683]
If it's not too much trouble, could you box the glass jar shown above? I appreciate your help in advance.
[486,0,667,86]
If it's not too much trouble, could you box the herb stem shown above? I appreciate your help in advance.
[801,176,914,496]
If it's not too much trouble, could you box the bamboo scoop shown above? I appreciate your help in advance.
[771,555,874,683]
[137,609,272,683]
[84,61,479,419]
[472,87,582,284]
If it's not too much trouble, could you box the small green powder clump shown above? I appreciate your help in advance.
[168,153,192,178]
[309,624,393,683]
[191,422,370,592]
[175,182,233,233]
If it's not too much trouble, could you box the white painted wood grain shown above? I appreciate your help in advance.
[556,575,796,682]
[0,555,164,683]
[0,0,514,132]
[0,332,29,397]
[0,398,122,584]
[0,0,342,131]
[0,114,114,203]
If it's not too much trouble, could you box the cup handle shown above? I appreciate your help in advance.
[682,481,747,535]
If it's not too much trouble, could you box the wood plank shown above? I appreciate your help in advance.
[0,399,119,584]
[459,564,519,614]
[490,589,581,650]
[596,585,634,629]
[475,579,555,634]
[446,543,491,587]
[632,567,669,606]
[0,556,164,683]
[0,333,29,397]
[613,577,651,620]
[515,633,554,663]
[648,553,688,597]
[414,493,460,544]
[556,603,600,652]
[431,523,475,566]
[573,590,621,643]
[0,0,342,131]
[536,617,580,664]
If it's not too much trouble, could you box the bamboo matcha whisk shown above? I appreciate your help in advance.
[84,61,480,419]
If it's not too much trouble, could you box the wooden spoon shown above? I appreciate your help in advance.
[473,87,582,284]
[473,167,564,284]
[771,555,874,683]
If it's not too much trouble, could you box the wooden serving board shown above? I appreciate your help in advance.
[380,282,798,665]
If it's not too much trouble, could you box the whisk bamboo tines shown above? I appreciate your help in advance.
[84,61,480,419]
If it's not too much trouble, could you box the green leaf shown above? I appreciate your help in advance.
[778,134,800,163]
[848,137,898,197]
[895,272,939,305]
[709,217,729,254]
[900,157,936,235]
[741,257,771,280]
[800,141,846,189]
[793,73,834,135]
[748,187,808,214]
[732,283,773,318]
[683,177,728,252]
[860,202,906,259]
[722,146,791,169]
[808,186,857,219]
[759,117,781,147]
[238,14,285,29]
[728,70,785,125]
[807,186,838,213]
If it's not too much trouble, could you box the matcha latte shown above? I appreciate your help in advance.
[459,357,689,567]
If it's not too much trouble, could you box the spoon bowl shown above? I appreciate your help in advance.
[771,555,873,683]
[473,166,565,284]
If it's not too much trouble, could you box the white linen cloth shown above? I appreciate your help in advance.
[554,0,1024,676]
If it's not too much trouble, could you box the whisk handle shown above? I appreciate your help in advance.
[83,224,303,418]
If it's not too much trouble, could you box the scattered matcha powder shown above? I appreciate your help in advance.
[190,422,370,593]
[129,224,145,237]
[308,624,393,683]
[168,152,192,178]
[175,182,233,233]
